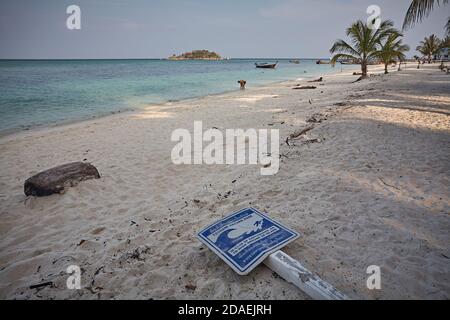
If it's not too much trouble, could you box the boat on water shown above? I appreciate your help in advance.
[289,59,300,64]
[316,60,331,65]
[255,61,278,69]
[339,60,359,65]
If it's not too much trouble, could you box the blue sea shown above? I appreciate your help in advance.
[0,59,351,134]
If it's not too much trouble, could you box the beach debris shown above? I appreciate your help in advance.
[307,77,323,83]
[303,138,320,144]
[353,75,366,82]
[24,162,100,197]
[379,177,401,191]
[52,255,76,265]
[306,113,327,123]
[289,126,314,140]
[334,102,348,106]
[29,281,53,290]
[237,80,247,90]
[185,284,197,291]
[293,85,317,90]
[120,246,152,262]
[286,125,314,147]
[267,121,285,126]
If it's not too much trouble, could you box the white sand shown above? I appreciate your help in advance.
[0,64,449,299]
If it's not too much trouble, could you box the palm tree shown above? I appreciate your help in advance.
[442,35,450,49]
[413,55,422,68]
[416,34,441,63]
[330,20,396,78]
[446,17,450,35]
[403,0,449,31]
[376,33,410,74]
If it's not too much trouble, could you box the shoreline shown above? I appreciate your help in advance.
[0,64,362,141]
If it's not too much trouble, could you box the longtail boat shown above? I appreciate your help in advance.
[316,60,331,65]
[255,62,278,69]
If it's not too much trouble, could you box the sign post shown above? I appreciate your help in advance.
[198,208,348,300]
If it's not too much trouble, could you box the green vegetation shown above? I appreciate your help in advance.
[330,20,400,78]
[416,34,442,63]
[402,0,449,35]
[440,35,450,49]
[376,33,410,74]
[168,50,222,60]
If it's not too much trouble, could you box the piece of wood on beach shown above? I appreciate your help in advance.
[307,77,323,83]
[292,86,317,90]
[24,162,100,197]
[264,251,348,300]
[29,281,53,290]
[306,113,327,123]
[289,126,314,140]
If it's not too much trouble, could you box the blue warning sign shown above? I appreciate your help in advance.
[198,208,299,275]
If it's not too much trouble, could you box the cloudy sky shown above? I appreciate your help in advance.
[0,0,448,59]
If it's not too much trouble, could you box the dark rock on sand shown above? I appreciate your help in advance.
[24,162,100,197]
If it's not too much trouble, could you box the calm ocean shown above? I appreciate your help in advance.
[0,59,351,134]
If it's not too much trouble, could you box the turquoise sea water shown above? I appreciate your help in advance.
[0,59,351,133]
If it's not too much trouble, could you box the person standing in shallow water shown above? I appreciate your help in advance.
[238,80,246,90]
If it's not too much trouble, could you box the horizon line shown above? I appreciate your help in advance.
[0,57,331,61]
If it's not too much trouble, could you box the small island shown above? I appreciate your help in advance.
[168,50,223,61]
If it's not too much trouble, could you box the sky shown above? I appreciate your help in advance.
[0,0,448,59]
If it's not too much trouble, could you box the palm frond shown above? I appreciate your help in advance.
[330,53,360,65]
[446,16,450,35]
[330,39,360,57]
[403,0,449,30]
[416,34,442,60]
[441,35,450,49]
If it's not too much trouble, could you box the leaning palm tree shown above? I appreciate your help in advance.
[376,33,410,74]
[442,35,450,49]
[330,20,396,78]
[416,34,441,63]
[403,0,449,31]
[446,17,450,35]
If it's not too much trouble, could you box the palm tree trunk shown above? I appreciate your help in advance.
[361,62,368,78]
[385,63,389,74]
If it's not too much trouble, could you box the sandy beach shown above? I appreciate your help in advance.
[0,64,449,300]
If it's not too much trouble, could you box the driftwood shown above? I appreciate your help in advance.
[289,126,314,140]
[379,177,400,191]
[293,86,317,90]
[24,162,100,197]
[306,113,327,123]
[29,281,53,290]
[307,77,323,83]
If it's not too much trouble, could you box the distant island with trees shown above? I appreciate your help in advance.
[168,50,223,60]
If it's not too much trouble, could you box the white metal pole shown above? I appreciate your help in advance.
[264,250,348,300]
